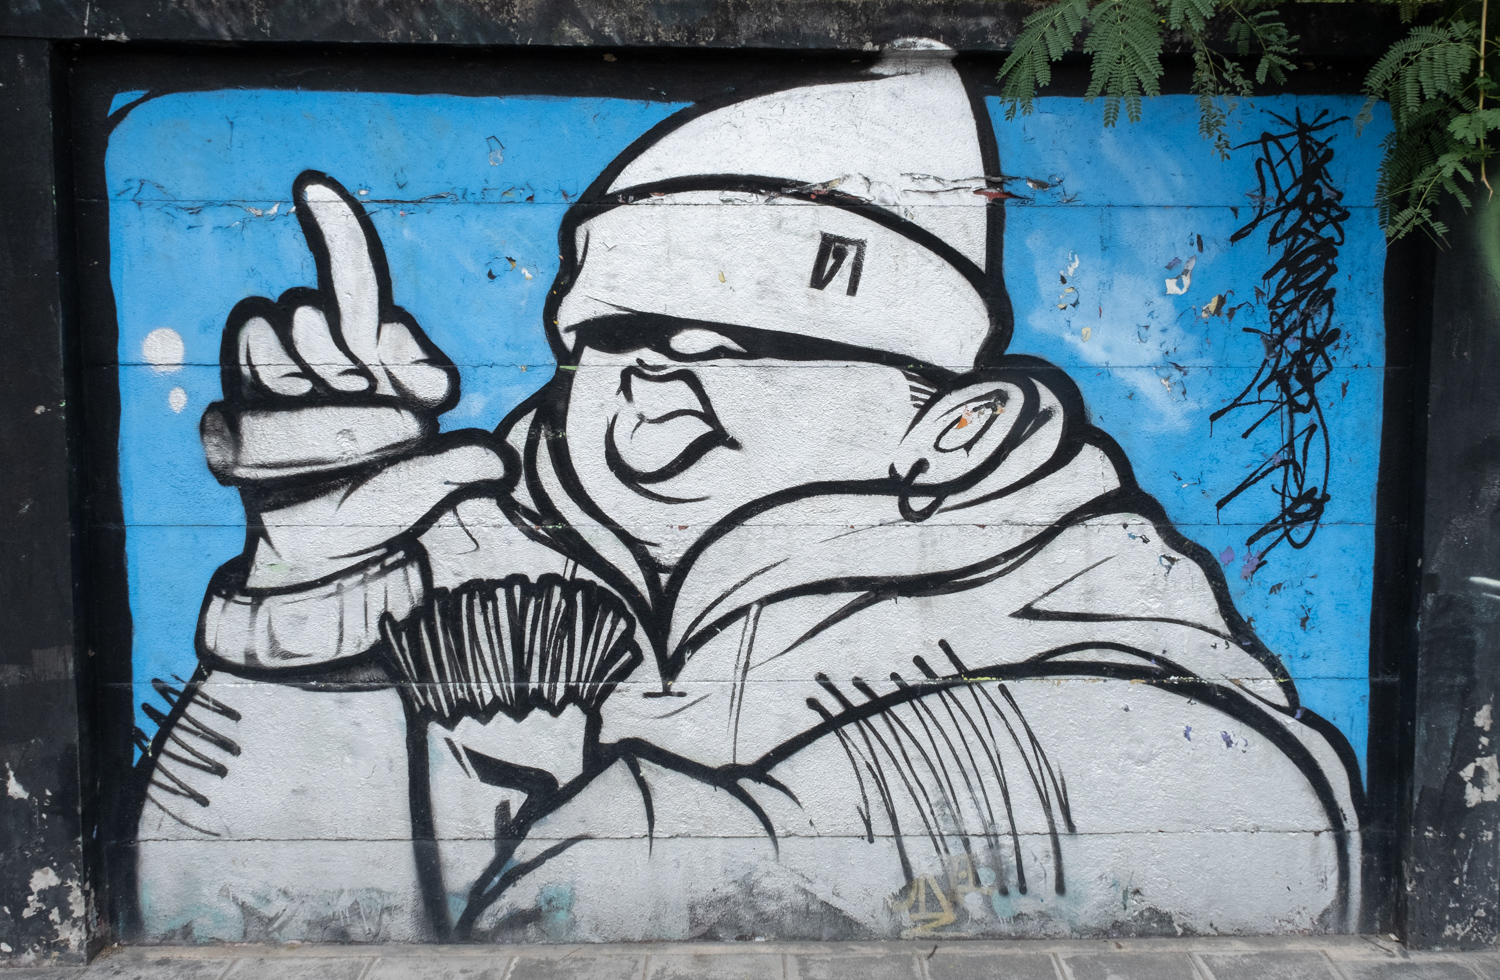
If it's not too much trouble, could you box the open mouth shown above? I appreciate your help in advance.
[604,365,739,502]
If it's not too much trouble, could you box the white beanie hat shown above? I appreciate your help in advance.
[549,40,1008,369]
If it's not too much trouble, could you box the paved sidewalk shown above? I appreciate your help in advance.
[4,937,1497,979]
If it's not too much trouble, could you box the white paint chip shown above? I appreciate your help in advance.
[1166,256,1196,295]
[1460,754,1500,807]
[22,866,60,918]
[6,763,29,799]
[1477,703,1493,731]
[67,879,85,920]
[168,387,188,413]
[142,327,184,373]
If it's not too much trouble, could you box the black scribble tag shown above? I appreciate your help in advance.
[381,573,642,725]
[1214,108,1349,564]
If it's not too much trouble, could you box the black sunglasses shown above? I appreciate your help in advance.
[569,312,950,375]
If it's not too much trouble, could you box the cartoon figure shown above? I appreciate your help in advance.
[134,44,1363,942]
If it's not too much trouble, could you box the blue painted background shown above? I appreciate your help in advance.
[107,88,1391,771]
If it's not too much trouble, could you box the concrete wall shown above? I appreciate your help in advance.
[2,0,1484,962]
[79,48,1383,943]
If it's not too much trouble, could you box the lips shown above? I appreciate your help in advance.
[604,366,737,495]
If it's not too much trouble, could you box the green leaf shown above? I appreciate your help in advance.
[993,0,1493,243]
[1363,20,1476,127]
[996,0,1094,118]
[1082,0,1165,125]
[1161,0,1217,32]
[1448,107,1500,143]
[1363,17,1488,240]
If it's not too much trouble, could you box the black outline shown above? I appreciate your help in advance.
[1215,109,1351,561]
[71,48,1383,942]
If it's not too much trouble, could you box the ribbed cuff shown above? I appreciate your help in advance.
[198,548,426,675]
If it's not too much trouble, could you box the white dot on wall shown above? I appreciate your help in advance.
[143,328,185,373]
[168,387,188,413]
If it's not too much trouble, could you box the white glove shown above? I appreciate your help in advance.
[202,171,507,589]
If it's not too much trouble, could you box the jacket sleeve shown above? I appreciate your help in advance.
[133,545,433,939]
[132,664,427,940]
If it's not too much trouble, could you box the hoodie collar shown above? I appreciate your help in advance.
[518,376,1120,677]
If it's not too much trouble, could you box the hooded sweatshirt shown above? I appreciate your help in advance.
[392,354,1364,939]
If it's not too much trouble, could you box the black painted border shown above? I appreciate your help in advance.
[0,38,88,965]
[1363,224,1432,937]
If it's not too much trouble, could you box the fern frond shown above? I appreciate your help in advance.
[992,0,1494,243]
[1364,21,1476,118]
[1364,16,1489,240]
[1083,0,1165,125]
[1219,7,1296,86]
[1180,0,1291,158]
[1162,0,1217,33]
[1448,107,1500,144]
[1190,33,1253,160]
[997,0,1094,119]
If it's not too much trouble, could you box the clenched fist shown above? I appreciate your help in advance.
[202,172,507,588]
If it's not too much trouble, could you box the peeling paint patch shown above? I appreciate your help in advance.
[21,867,61,918]
[1166,256,1196,295]
[12,865,90,954]
[1460,754,1500,807]
[1240,550,1262,580]
[1477,703,1493,732]
[6,762,29,799]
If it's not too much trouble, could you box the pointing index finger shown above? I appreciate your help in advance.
[295,172,388,367]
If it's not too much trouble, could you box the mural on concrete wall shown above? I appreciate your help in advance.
[105,43,1389,942]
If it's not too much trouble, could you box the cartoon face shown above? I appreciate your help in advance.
[561,318,922,566]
